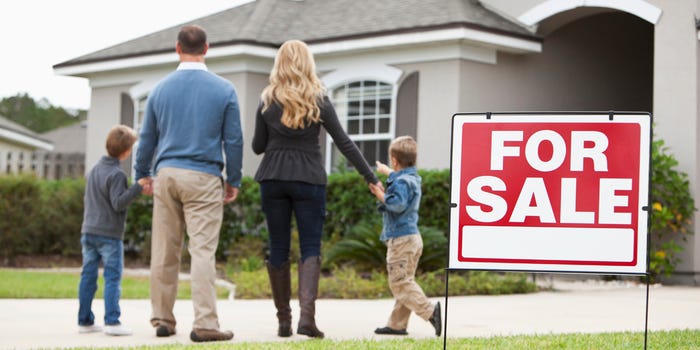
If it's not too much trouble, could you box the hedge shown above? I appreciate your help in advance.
[0,170,450,263]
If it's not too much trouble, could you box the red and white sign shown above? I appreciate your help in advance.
[449,113,650,274]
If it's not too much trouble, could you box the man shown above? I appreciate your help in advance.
[134,24,242,343]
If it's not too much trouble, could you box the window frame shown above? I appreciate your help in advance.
[321,65,402,172]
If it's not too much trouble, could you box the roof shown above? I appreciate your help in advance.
[0,115,54,151]
[55,0,537,68]
[41,122,87,154]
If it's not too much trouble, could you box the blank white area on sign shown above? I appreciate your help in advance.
[461,226,634,262]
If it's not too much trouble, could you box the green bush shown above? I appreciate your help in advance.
[0,174,43,261]
[649,139,696,280]
[324,220,447,272]
[228,264,535,299]
[0,143,694,284]
[37,178,84,256]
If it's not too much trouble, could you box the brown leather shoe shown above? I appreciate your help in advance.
[155,325,176,337]
[190,328,234,342]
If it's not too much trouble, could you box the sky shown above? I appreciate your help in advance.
[0,0,251,111]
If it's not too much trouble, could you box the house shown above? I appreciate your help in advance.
[54,0,700,284]
[0,115,53,174]
[40,122,87,178]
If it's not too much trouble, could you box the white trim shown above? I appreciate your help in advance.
[518,0,662,26]
[311,27,541,56]
[697,29,700,41]
[56,28,539,78]
[321,64,402,88]
[55,44,278,77]
[0,129,54,151]
[129,76,163,101]
[323,72,400,172]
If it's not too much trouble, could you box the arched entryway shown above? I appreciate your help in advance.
[533,9,654,112]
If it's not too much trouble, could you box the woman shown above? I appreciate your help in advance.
[252,39,380,339]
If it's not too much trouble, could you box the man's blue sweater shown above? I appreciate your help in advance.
[134,63,243,187]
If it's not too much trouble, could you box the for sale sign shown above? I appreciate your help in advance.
[449,113,651,274]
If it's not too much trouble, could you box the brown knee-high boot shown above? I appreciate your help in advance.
[297,256,324,338]
[266,260,292,337]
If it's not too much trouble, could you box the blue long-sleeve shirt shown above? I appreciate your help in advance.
[134,62,243,187]
[378,166,421,241]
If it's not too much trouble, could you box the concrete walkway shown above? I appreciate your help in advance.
[1,274,699,349]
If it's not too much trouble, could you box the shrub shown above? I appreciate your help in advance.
[324,220,447,272]
[0,174,42,262]
[37,178,84,256]
[227,264,536,299]
[649,139,696,280]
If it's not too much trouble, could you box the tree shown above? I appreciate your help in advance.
[0,93,86,133]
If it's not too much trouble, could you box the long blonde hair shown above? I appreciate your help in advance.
[261,40,326,129]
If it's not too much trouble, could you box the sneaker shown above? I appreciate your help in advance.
[190,328,234,342]
[105,324,133,336]
[78,324,102,334]
[374,326,408,335]
[429,301,442,337]
[156,325,176,337]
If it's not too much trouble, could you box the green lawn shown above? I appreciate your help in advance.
[0,269,230,299]
[65,330,700,349]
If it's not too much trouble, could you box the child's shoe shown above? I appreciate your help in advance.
[78,324,102,333]
[105,324,133,336]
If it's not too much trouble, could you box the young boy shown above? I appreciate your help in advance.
[77,125,145,336]
[368,135,441,337]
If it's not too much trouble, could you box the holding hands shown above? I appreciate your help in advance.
[224,183,239,204]
[369,160,392,203]
[138,177,153,196]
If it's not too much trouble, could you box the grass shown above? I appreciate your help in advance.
[0,269,230,299]
[0,267,536,300]
[64,330,700,349]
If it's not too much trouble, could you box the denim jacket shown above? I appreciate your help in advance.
[378,166,421,242]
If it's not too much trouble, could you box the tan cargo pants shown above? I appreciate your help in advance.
[385,233,434,330]
[150,167,223,330]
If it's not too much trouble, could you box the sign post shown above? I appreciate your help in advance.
[445,112,652,348]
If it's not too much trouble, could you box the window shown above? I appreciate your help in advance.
[327,80,394,171]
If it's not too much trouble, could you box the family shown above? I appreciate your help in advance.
[76,25,441,342]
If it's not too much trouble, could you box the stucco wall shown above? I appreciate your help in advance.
[220,71,269,178]
[85,84,132,171]
[0,139,34,152]
[648,0,699,283]
[458,12,652,113]
[394,60,461,170]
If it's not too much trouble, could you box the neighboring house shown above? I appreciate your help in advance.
[0,115,54,175]
[54,0,700,284]
[40,122,87,179]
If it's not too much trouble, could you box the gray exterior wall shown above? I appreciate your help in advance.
[220,71,270,178]
[648,0,700,284]
[394,60,461,170]
[456,12,652,113]
[85,84,132,170]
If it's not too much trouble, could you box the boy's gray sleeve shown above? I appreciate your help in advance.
[108,172,142,212]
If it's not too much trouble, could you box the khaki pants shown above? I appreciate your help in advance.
[150,167,223,330]
[385,234,434,330]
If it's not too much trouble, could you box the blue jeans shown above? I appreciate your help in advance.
[260,181,326,267]
[78,233,124,326]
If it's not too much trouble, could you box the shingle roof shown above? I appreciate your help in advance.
[0,115,46,140]
[55,0,536,68]
[0,115,53,149]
